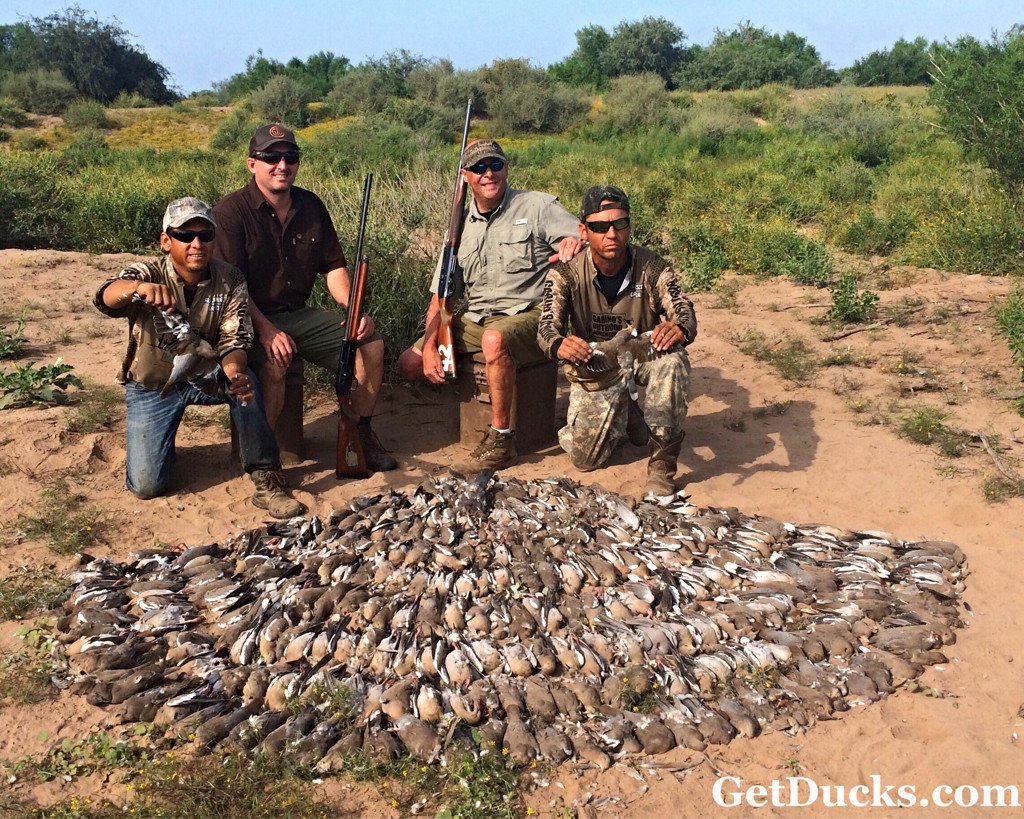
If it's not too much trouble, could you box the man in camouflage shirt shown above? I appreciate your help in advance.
[397,138,584,471]
[94,197,305,518]
[538,185,696,499]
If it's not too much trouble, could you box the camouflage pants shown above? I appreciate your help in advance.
[558,349,691,471]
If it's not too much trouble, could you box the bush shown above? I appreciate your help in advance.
[929,30,1024,201]
[110,90,156,108]
[681,96,755,156]
[797,93,897,166]
[0,97,27,127]
[596,73,671,133]
[10,131,46,151]
[478,59,590,134]
[327,67,394,116]
[671,223,728,291]
[407,59,486,112]
[995,288,1024,370]
[739,224,832,286]
[838,206,916,254]
[62,98,109,130]
[250,74,312,127]
[209,104,258,152]
[1,68,76,114]
[827,273,879,323]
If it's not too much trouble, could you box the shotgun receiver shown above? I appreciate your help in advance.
[435,98,473,380]
[335,173,373,479]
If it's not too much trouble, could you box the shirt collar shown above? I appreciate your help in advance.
[587,246,634,293]
[468,186,512,221]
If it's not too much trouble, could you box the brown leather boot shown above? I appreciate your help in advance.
[644,430,684,499]
[454,428,518,474]
[251,470,307,519]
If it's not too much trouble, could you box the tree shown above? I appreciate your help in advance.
[214,51,287,102]
[549,25,613,89]
[929,29,1024,201]
[250,74,312,126]
[26,7,174,103]
[849,37,934,86]
[604,17,687,88]
[676,22,834,90]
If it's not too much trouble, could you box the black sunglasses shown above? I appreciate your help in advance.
[252,150,300,165]
[168,227,215,243]
[584,216,630,234]
[466,159,505,175]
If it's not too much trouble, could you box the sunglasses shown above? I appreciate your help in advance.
[252,150,300,165]
[466,159,505,175]
[584,216,630,233]
[168,227,215,243]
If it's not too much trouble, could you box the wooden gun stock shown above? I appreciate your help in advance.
[336,174,373,479]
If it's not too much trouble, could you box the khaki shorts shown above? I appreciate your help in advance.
[249,306,382,372]
[413,307,547,368]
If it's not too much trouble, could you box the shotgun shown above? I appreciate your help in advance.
[435,98,473,380]
[335,173,373,479]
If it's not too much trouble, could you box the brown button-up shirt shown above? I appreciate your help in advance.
[212,179,346,315]
[93,256,254,389]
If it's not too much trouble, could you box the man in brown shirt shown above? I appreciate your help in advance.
[213,124,396,473]
[538,185,697,499]
[94,197,305,518]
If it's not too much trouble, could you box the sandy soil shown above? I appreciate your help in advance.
[0,248,1022,817]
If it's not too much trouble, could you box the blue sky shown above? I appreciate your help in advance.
[2,1,1021,94]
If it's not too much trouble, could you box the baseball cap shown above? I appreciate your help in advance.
[461,139,506,168]
[249,123,300,155]
[162,197,216,232]
[581,184,630,220]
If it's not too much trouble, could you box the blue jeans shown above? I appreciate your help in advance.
[124,370,279,499]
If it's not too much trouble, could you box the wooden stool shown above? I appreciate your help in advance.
[232,359,305,464]
[457,353,558,453]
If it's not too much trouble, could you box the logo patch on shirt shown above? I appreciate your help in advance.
[205,294,227,311]
[514,219,528,225]
[630,284,644,298]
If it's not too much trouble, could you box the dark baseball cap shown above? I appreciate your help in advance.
[461,139,506,168]
[581,184,630,220]
[249,123,299,155]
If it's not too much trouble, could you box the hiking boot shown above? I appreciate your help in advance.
[358,424,398,472]
[625,396,649,446]
[251,469,307,519]
[455,428,518,473]
[643,429,684,501]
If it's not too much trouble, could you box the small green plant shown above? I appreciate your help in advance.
[0,626,69,705]
[16,732,150,783]
[826,274,879,325]
[182,404,231,431]
[752,399,793,417]
[65,383,121,434]
[19,478,102,554]
[983,473,1024,502]
[897,406,969,456]
[63,99,110,130]
[995,289,1024,372]
[0,359,83,408]
[0,566,69,619]
[0,318,27,358]
[735,330,818,384]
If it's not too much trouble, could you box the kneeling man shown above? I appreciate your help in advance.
[538,185,697,499]
[93,197,305,518]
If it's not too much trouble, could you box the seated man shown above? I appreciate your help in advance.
[396,138,583,471]
[213,124,396,473]
[537,184,697,499]
[93,197,305,519]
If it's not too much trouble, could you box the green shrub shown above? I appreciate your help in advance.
[110,90,156,108]
[838,206,916,254]
[10,131,47,151]
[670,222,728,291]
[328,67,394,116]
[726,84,792,121]
[797,93,897,166]
[0,319,28,358]
[209,104,258,152]
[827,274,879,324]
[62,99,109,130]
[820,158,875,205]
[0,152,66,247]
[0,97,27,127]
[1,68,77,115]
[250,74,312,127]
[681,96,755,156]
[0,360,83,408]
[995,288,1024,370]
[596,73,671,133]
[734,330,819,383]
[739,224,832,286]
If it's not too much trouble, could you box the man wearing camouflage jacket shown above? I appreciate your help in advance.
[537,185,696,499]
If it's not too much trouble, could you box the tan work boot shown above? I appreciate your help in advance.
[455,428,518,474]
[251,469,307,519]
[644,430,684,500]
[625,396,649,446]
[358,423,398,472]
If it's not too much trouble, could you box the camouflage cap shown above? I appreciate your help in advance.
[461,139,506,168]
[249,123,300,154]
[580,184,630,220]
[162,197,216,232]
